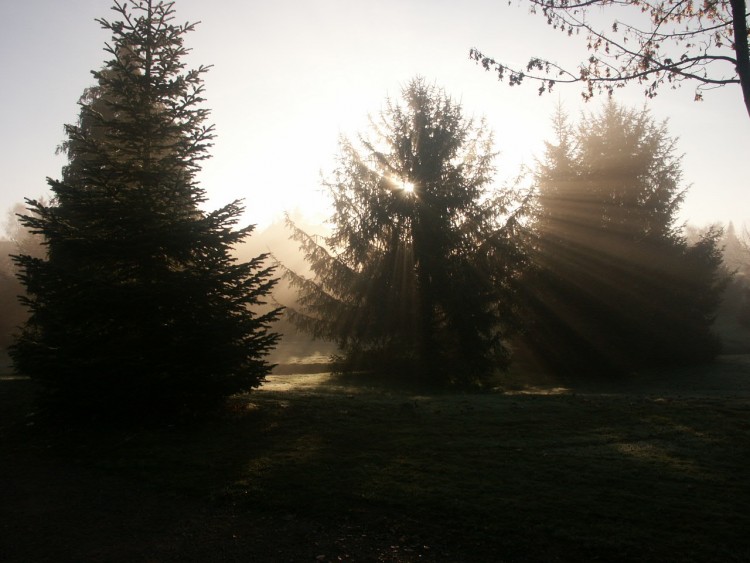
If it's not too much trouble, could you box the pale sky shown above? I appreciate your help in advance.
[1,0,748,237]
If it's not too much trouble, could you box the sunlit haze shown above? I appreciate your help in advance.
[400,180,416,195]
[1,0,748,236]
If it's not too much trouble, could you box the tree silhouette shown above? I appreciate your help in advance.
[281,78,531,386]
[716,223,750,342]
[0,202,45,352]
[11,0,280,420]
[470,0,750,118]
[523,101,726,376]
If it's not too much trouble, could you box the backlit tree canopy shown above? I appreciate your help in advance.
[281,78,531,386]
[11,0,280,420]
[470,0,750,117]
[523,101,726,375]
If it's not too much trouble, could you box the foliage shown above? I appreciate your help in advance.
[0,202,45,350]
[0,248,22,351]
[470,0,750,117]
[10,0,280,420]
[730,226,750,328]
[3,201,46,261]
[713,223,750,345]
[281,78,532,386]
[523,101,727,376]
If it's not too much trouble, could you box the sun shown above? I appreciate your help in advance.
[400,180,415,194]
[384,174,416,196]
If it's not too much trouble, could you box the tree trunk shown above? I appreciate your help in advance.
[729,0,750,118]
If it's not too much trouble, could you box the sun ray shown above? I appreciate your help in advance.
[400,180,415,194]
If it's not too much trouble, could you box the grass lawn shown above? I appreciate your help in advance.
[1,359,749,562]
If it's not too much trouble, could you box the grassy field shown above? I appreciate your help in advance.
[1,359,749,562]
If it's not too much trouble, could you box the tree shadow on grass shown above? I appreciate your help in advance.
[1,375,749,561]
[223,385,750,561]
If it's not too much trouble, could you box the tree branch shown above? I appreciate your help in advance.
[471,0,749,114]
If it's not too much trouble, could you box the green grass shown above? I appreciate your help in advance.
[1,370,749,561]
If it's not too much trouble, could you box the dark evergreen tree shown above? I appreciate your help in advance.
[0,202,44,352]
[0,242,22,352]
[11,0,280,419]
[524,101,726,376]
[713,223,750,349]
[282,78,531,386]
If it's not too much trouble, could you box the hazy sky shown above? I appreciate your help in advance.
[1,0,748,235]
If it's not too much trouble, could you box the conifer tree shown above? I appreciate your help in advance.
[525,102,726,376]
[11,0,280,419]
[282,79,531,386]
[0,202,44,351]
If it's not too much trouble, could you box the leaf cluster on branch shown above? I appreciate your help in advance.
[471,0,750,116]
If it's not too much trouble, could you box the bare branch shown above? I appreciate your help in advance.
[472,0,750,116]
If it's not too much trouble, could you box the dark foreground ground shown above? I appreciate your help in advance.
[1,356,749,562]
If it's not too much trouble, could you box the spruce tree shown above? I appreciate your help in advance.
[525,102,726,376]
[282,78,530,386]
[11,0,280,419]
